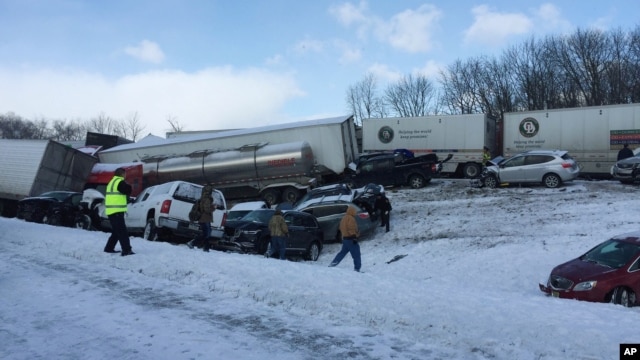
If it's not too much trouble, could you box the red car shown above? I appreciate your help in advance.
[539,231,640,307]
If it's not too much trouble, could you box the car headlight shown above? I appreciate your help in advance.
[573,281,597,291]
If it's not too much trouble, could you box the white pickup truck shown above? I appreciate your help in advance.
[101,180,227,242]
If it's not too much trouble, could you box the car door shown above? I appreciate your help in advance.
[125,187,153,230]
[498,155,526,182]
[284,212,313,251]
[522,155,554,182]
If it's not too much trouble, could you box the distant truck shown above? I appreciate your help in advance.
[0,139,98,217]
[94,116,360,204]
[503,103,640,176]
[362,114,497,178]
[345,153,449,189]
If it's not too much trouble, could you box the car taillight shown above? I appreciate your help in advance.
[561,162,573,168]
[160,200,171,214]
[357,213,370,220]
[220,212,227,226]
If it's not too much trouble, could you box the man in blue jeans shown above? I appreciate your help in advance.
[329,206,361,272]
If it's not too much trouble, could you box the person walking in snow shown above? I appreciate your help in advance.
[374,193,392,232]
[103,167,134,256]
[187,185,215,252]
[329,206,361,272]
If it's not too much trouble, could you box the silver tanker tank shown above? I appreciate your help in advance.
[142,141,315,203]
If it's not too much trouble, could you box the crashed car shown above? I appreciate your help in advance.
[539,231,640,307]
[611,148,640,184]
[478,150,580,189]
[17,191,90,229]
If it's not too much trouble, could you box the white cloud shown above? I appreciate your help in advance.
[124,40,165,64]
[378,4,442,53]
[367,63,402,83]
[329,2,443,53]
[532,3,573,33]
[0,66,304,137]
[413,59,444,79]
[463,5,533,47]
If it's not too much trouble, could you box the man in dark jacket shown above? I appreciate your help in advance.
[374,193,392,232]
[187,185,215,252]
[103,168,134,256]
[618,144,634,161]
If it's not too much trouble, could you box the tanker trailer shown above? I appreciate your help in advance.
[142,141,315,205]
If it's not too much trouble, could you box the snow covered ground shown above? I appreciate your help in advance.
[2,178,640,360]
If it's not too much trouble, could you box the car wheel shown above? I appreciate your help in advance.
[44,213,61,226]
[543,174,561,188]
[408,174,426,189]
[75,214,92,230]
[144,219,159,241]
[282,187,300,203]
[305,241,321,261]
[611,287,636,307]
[261,189,281,206]
[463,163,481,178]
[483,174,498,189]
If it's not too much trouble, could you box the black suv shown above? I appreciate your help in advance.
[218,209,324,261]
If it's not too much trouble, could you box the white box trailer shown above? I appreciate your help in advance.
[0,139,98,217]
[362,114,497,178]
[503,103,640,176]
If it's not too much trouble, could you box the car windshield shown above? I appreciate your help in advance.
[583,239,640,269]
[241,210,275,224]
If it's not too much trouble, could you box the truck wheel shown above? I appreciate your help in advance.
[483,174,498,189]
[305,241,321,261]
[144,219,159,241]
[408,175,426,189]
[262,189,281,206]
[282,187,300,203]
[543,174,561,188]
[463,163,481,178]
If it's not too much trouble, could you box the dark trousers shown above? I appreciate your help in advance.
[269,236,287,259]
[194,222,212,251]
[380,211,390,231]
[329,238,361,271]
[105,212,132,252]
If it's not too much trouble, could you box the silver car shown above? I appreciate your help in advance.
[482,150,580,188]
[611,149,640,183]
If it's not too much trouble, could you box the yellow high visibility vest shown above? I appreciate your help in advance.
[105,176,127,216]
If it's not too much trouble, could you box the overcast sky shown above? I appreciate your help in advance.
[1,0,638,137]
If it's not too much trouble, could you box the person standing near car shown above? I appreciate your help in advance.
[103,167,134,256]
[617,143,634,161]
[329,206,361,272]
[267,209,288,259]
[374,193,392,233]
[187,185,215,252]
[482,146,491,167]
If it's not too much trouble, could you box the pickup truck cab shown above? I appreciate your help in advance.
[347,153,447,189]
[122,180,227,242]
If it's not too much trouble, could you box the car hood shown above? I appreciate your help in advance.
[551,257,619,281]
[616,156,640,165]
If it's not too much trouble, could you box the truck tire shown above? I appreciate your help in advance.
[144,219,159,241]
[408,174,426,189]
[262,189,281,206]
[282,187,300,203]
[463,163,481,178]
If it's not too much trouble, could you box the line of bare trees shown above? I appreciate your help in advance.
[347,26,640,124]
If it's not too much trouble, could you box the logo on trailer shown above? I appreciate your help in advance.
[519,117,539,138]
[378,126,394,144]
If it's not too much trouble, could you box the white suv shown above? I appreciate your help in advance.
[102,180,227,242]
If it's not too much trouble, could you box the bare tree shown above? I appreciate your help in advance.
[439,59,484,114]
[87,112,118,134]
[384,73,436,117]
[166,115,185,133]
[346,73,386,124]
[122,111,146,141]
[51,119,86,141]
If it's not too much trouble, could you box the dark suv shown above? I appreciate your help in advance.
[218,209,324,261]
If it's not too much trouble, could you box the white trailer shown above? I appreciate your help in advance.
[0,139,98,217]
[362,114,497,178]
[97,115,359,203]
[503,103,640,176]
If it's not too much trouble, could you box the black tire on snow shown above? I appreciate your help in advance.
[144,219,159,241]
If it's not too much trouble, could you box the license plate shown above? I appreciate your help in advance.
[188,223,199,231]
[552,291,559,298]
